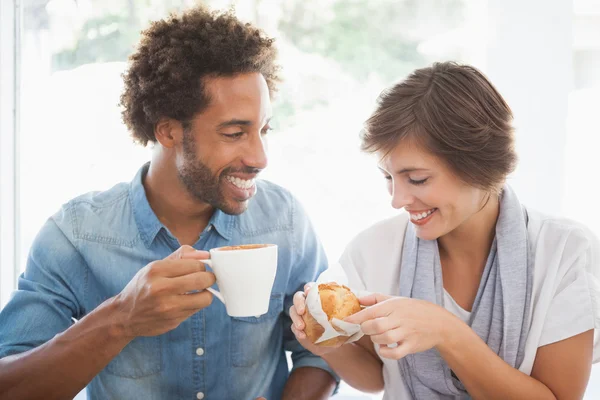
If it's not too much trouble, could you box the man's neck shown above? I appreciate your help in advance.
[144,161,215,246]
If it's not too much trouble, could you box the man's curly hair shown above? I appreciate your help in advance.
[120,6,280,146]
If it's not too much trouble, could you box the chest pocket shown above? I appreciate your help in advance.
[230,293,284,367]
[104,336,162,378]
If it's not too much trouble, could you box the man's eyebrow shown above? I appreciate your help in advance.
[216,119,252,129]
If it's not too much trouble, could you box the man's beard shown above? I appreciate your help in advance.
[177,132,256,215]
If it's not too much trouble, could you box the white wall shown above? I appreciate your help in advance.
[484,0,573,214]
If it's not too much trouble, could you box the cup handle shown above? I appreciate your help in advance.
[201,259,226,305]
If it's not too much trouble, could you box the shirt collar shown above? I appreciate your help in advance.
[208,207,234,241]
[130,163,234,248]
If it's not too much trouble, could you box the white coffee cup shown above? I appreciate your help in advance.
[201,244,278,317]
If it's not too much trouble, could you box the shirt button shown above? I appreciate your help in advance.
[196,392,205,399]
[196,348,204,356]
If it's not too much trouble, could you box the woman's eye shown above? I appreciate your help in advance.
[409,178,428,185]
[384,175,392,181]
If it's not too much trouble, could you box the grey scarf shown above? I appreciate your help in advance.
[398,185,532,399]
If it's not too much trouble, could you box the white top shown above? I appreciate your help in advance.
[443,290,471,324]
[339,210,600,400]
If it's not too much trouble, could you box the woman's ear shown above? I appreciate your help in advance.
[154,118,185,149]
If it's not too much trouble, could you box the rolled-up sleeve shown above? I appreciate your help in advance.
[0,211,86,359]
[282,196,340,386]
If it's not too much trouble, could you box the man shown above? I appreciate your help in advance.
[0,6,337,400]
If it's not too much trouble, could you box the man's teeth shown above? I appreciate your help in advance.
[411,209,435,221]
[226,176,254,189]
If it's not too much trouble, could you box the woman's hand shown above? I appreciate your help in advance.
[344,293,461,360]
[288,284,346,357]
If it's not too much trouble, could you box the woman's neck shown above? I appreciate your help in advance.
[437,193,500,311]
[438,194,500,268]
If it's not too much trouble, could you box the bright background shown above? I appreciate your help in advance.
[1,0,599,398]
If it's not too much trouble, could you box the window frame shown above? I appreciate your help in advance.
[0,0,21,308]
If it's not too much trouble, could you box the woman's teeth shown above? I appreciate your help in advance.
[411,209,436,221]
[226,176,254,189]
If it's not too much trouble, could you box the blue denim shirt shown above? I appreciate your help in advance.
[0,164,335,400]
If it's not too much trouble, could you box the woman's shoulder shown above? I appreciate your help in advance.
[526,208,600,284]
[346,212,410,253]
[524,208,600,361]
[341,213,409,269]
[339,213,409,294]
[526,208,599,255]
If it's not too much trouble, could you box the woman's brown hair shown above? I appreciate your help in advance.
[361,62,516,192]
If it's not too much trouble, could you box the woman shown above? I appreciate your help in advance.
[290,62,600,399]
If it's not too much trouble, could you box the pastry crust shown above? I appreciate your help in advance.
[302,283,361,347]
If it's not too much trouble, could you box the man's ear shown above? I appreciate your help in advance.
[154,118,185,149]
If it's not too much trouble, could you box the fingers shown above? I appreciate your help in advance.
[289,304,305,331]
[293,291,307,315]
[167,271,216,294]
[151,259,206,278]
[180,250,210,261]
[344,301,387,324]
[291,322,307,340]
[360,316,399,336]
[345,295,402,324]
[357,293,392,307]
[177,290,214,311]
[378,341,412,360]
[166,245,209,262]
[369,327,407,346]
[167,245,198,260]
[289,291,307,334]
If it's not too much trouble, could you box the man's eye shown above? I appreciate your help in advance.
[223,132,244,139]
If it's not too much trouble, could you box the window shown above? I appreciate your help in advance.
[15,0,468,282]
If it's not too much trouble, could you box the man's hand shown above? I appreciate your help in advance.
[112,245,216,338]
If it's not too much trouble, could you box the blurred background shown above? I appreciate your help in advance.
[0,0,599,398]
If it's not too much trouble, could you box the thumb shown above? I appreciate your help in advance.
[357,292,392,307]
[181,250,210,260]
[167,245,209,260]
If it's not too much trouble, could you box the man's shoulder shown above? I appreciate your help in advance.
[50,182,138,246]
[236,180,297,234]
[254,179,294,203]
[249,180,297,212]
